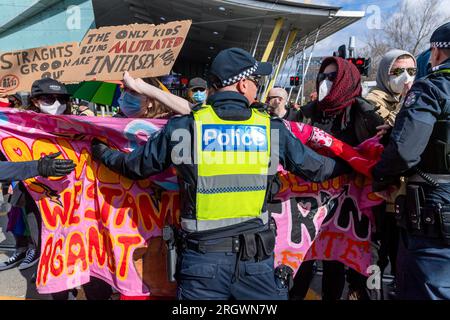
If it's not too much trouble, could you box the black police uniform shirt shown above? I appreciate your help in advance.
[99,91,349,239]
[373,57,450,185]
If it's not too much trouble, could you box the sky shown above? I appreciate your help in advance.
[310,0,450,56]
[276,0,450,86]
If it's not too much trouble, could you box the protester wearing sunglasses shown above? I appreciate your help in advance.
[366,50,417,128]
[364,51,417,299]
[187,77,209,104]
[29,78,72,115]
[292,57,384,301]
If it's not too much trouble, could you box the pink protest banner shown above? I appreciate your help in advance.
[272,172,381,276]
[0,108,178,296]
[0,109,382,295]
[272,122,383,276]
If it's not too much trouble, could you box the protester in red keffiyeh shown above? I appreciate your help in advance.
[293,56,385,301]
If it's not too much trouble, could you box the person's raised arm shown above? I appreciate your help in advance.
[123,72,192,115]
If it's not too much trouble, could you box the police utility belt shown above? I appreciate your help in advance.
[182,228,276,261]
[396,173,450,245]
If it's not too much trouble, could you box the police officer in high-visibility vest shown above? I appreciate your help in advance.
[91,48,348,300]
[373,22,450,300]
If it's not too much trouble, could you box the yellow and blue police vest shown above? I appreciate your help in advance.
[184,104,271,232]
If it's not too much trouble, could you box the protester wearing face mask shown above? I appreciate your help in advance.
[293,57,384,301]
[365,50,416,299]
[366,50,417,127]
[115,83,176,120]
[29,77,113,300]
[187,77,208,105]
[4,78,73,276]
[118,72,192,118]
[29,78,71,115]
[115,88,151,118]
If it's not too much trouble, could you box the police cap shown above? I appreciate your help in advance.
[431,22,450,49]
[209,48,272,88]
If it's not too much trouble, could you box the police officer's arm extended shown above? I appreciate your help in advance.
[91,121,174,180]
[274,119,350,181]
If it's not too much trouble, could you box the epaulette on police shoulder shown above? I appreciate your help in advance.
[191,103,205,112]
[252,108,270,118]
[427,68,450,79]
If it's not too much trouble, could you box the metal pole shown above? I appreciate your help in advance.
[291,35,309,104]
[287,55,302,102]
[298,51,306,103]
[296,28,321,105]
[281,50,297,89]
[251,24,263,57]
[288,86,294,103]
[261,18,284,62]
[262,28,298,101]
[259,41,283,101]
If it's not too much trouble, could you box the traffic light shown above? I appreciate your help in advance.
[346,57,371,76]
[290,76,300,86]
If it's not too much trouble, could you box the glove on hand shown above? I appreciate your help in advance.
[38,151,76,177]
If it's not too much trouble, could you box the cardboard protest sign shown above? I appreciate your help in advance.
[61,20,191,82]
[0,43,79,93]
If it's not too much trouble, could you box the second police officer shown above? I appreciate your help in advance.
[372,22,450,300]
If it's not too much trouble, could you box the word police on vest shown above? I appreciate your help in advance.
[202,124,267,152]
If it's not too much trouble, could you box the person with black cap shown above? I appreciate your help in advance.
[90,47,349,300]
[372,21,450,300]
[187,77,208,105]
[8,77,112,299]
[29,78,72,115]
[2,77,73,274]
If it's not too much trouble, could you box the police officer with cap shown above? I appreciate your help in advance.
[372,22,450,300]
[91,47,348,300]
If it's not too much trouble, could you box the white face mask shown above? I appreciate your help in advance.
[389,71,415,94]
[318,80,333,101]
[39,100,67,115]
